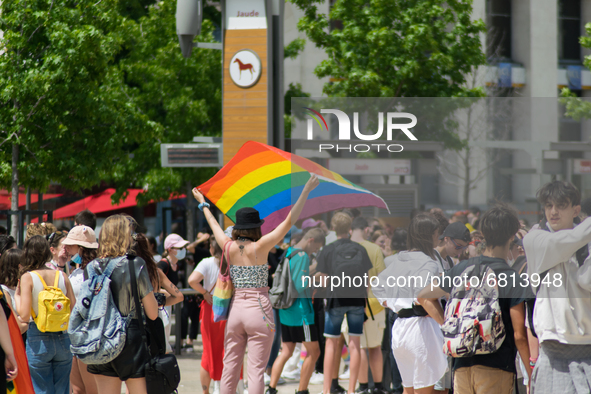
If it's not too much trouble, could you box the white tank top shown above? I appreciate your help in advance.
[30,270,67,317]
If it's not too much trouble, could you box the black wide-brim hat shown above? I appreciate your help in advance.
[233,207,265,230]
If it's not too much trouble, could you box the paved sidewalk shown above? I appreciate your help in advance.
[175,340,314,394]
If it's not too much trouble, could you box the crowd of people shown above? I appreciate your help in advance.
[1,178,591,394]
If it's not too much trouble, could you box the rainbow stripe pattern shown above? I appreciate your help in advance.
[198,141,389,233]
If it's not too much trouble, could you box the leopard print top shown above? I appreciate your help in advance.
[230,265,268,289]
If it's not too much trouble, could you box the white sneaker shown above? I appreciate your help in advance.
[339,368,350,380]
[309,372,324,385]
[236,380,245,394]
[264,373,271,386]
[281,368,301,380]
[213,381,221,394]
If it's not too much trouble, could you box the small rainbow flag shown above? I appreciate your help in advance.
[198,141,389,233]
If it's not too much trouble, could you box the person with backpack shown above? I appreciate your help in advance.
[15,235,76,394]
[188,238,243,394]
[77,215,159,394]
[61,225,99,394]
[315,212,373,394]
[418,203,532,394]
[266,227,325,394]
[372,214,447,394]
[192,174,319,394]
[522,181,591,393]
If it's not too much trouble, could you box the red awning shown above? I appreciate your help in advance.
[0,192,63,210]
[52,189,185,219]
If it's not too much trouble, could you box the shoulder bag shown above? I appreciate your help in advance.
[129,256,180,394]
[212,241,234,322]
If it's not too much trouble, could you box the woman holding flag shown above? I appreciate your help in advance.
[192,174,319,394]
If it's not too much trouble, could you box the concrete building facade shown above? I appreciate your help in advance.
[283,0,591,222]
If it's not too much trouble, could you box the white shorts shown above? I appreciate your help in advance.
[391,316,447,389]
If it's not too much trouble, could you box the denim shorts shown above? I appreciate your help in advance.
[324,306,365,337]
[26,323,72,394]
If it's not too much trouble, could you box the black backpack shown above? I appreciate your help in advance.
[329,240,368,297]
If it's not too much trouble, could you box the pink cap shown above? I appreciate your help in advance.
[302,218,320,229]
[164,233,189,250]
[62,226,98,249]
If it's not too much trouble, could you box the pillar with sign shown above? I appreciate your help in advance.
[222,0,283,164]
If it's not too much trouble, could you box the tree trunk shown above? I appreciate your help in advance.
[10,143,19,239]
[26,186,31,224]
[186,181,195,242]
[463,147,470,210]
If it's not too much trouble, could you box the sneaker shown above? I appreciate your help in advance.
[330,385,346,394]
[354,387,370,394]
[309,372,324,385]
[338,368,350,380]
[296,390,310,394]
[277,378,287,386]
[282,368,301,380]
[213,381,221,394]
[265,388,278,394]
[264,373,271,386]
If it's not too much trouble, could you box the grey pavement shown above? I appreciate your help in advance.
[174,339,318,394]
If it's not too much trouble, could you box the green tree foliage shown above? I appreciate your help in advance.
[0,0,222,206]
[109,0,222,204]
[0,0,158,193]
[561,24,591,119]
[290,0,487,98]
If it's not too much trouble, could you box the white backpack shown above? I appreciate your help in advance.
[441,257,506,357]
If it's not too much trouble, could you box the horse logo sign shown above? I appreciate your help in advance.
[229,49,262,89]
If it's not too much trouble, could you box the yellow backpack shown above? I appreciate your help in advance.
[31,271,70,332]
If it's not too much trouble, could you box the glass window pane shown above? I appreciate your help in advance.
[490,0,511,15]
[559,0,581,18]
[561,19,581,60]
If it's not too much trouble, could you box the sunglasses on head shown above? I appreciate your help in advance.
[450,238,468,250]
[46,231,66,243]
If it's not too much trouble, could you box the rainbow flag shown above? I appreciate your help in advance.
[198,141,389,233]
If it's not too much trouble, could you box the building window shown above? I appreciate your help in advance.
[559,0,581,62]
[486,0,512,60]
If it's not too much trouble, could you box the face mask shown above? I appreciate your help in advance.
[507,251,515,266]
[176,248,186,260]
[72,253,82,265]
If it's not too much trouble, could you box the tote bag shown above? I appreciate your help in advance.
[212,241,234,322]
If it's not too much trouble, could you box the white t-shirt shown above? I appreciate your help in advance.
[69,268,85,298]
[193,257,220,293]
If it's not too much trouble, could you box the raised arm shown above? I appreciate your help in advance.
[192,188,232,249]
[523,217,591,274]
[257,175,319,251]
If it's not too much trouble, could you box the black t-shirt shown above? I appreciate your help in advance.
[316,238,373,309]
[440,256,533,373]
[157,258,179,287]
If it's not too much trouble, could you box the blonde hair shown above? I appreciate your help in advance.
[331,212,352,236]
[25,222,57,241]
[98,215,132,258]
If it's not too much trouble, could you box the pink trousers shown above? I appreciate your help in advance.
[221,287,275,394]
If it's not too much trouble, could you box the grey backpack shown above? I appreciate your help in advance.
[68,257,132,364]
[269,249,303,309]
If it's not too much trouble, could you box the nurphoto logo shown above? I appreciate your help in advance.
[303,107,418,153]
